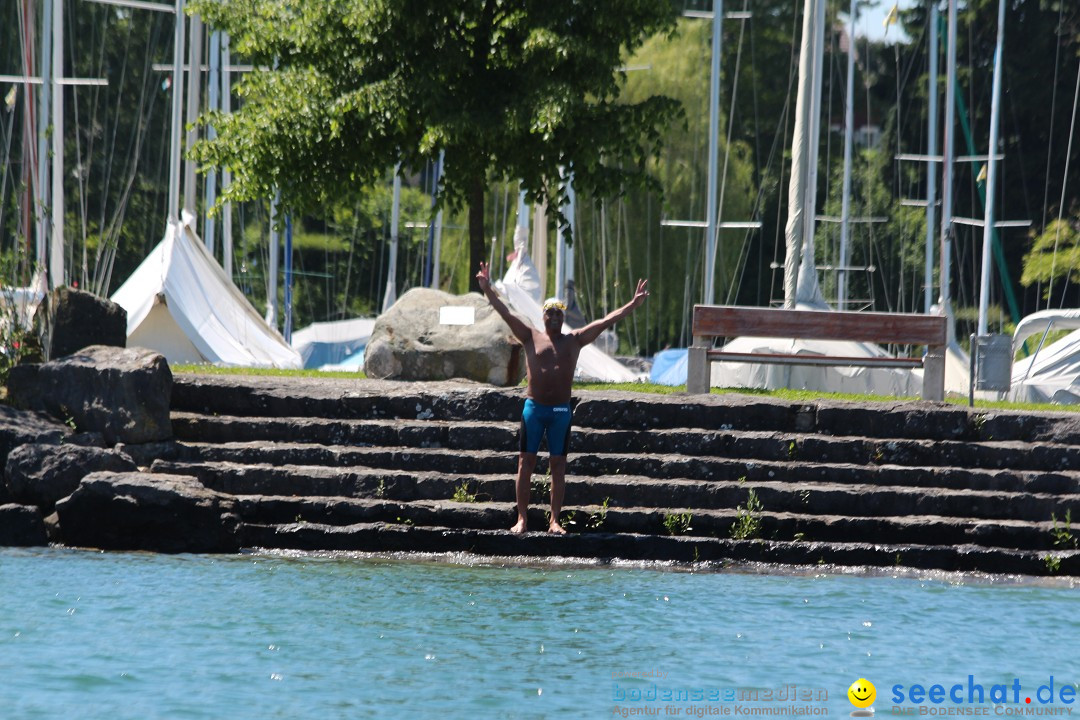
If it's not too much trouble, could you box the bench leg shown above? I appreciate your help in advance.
[687,345,709,394]
[922,346,945,402]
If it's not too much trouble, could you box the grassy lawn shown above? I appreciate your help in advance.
[171,364,1075,413]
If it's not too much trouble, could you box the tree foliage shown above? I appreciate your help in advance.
[189,0,685,290]
[1022,219,1080,300]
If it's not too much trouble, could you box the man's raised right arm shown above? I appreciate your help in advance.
[476,262,532,344]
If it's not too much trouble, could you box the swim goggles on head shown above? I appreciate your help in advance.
[542,298,567,312]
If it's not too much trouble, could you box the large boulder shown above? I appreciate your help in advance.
[55,471,239,553]
[36,286,127,361]
[5,443,138,512]
[0,405,70,480]
[8,345,172,444]
[0,504,48,547]
[364,288,526,385]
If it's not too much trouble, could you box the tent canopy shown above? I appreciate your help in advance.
[111,212,301,369]
[291,317,375,369]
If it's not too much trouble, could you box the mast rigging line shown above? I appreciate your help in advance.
[1039,0,1066,241]
[1047,55,1080,310]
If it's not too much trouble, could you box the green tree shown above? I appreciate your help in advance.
[1022,218,1080,301]
[189,0,684,292]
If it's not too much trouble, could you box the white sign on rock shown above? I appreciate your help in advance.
[439,306,475,326]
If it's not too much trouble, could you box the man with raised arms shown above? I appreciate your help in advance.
[476,262,649,533]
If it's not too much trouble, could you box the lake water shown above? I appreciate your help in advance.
[1,548,1077,719]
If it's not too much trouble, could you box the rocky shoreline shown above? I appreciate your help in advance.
[3,347,1080,578]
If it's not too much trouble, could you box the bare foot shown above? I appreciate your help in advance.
[548,521,567,535]
[510,517,528,533]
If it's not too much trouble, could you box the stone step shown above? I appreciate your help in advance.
[174,375,1080,442]
[162,440,1080,499]
[224,493,1065,551]
[151,458,1080,523]
[234,520,1080,577]
[171,412,1080,474]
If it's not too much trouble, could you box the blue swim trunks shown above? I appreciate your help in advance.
[519,399,573,456]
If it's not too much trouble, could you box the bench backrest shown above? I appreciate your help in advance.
[692,305,947,346]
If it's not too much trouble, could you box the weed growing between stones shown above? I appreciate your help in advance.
[531,472,549,501]
[1043,554,1062,574]
[586,497,611,530]
[731,486,763,540]
[663,512,693,536]
[1051,510,1076,549]
[451,482,478,503]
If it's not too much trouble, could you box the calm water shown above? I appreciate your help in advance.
[1,548,1077,719]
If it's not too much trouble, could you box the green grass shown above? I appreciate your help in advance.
[170,365,1078,413]
[172,364,366,380]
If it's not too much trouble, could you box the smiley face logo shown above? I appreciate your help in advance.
[848,678,876,709]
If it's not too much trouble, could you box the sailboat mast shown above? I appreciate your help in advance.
[925,2,939,314]
[784,0,816,308]
[184,14,203,216]
[205,28,220,255]
[221,32,233,280]
[382,165,401,313]
[168,0,186,222]
[795,0,827,307]
[266,189,279,326]
[704,0,722,305]
[49,0,63,288]
[431,150,445,289]
[36,0,51,289]
[837,0,857,308]
[977,0,1006,335]
[938,0,957,341]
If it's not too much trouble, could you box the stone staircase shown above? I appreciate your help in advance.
[159,374,1080,576]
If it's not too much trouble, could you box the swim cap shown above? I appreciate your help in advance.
[542,298,566,312]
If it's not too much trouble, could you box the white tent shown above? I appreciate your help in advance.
[111,212,301,368]
[291,317,376,370]
[1009,309,1080,404]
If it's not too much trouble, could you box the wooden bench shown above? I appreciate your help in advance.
[686,305,948,401]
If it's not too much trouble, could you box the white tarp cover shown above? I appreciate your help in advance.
[709,335,923,396]
[496,245,642,383]
[291,317,376,369]
[1009,310,1080,404]
[111,212,301,368]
